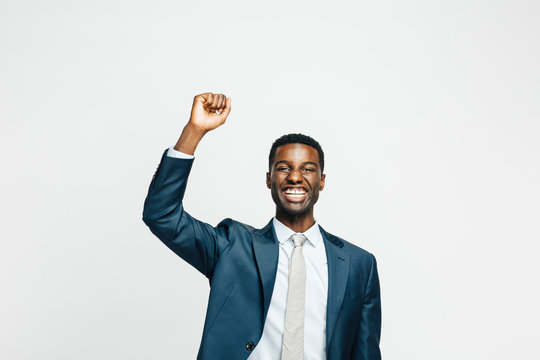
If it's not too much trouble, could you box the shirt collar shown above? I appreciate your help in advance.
[272,217,322,247]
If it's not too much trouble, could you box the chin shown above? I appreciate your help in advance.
[280,204,311,216]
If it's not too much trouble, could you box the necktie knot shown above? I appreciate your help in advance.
[291,234,307,248]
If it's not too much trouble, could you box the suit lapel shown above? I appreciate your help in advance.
[321,226,349,349]
[252,222,349,348]
[252,219,279,324]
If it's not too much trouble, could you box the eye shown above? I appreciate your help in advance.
[302,168,315,173]
[277,167,290,172]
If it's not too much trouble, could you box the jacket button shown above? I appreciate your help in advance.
[246,342,254,351]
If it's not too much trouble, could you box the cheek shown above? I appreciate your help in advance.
[270,179,280,191]
[307,175,321,186]
[272,175,285,185]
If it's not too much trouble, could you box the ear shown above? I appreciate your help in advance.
[266,172,271,189]
[319,173,326,191]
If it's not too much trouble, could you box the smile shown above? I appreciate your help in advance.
[282,188,308,202]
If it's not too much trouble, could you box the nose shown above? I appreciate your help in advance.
[287,168,303,184]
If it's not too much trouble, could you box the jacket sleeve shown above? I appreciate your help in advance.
[356,254,382,359]
[142,149,231,279]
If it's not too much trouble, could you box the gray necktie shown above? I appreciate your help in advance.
[281,233,307,360]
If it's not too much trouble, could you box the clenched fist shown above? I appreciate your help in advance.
[189,93,232,132]
[173,92,232,155]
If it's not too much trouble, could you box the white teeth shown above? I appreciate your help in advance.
[285,189,306,195]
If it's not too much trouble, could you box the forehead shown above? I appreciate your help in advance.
[273,143,320,165]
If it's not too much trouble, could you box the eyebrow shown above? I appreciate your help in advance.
[274,160,319,168]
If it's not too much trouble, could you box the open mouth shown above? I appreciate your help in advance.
[282,187,308,202]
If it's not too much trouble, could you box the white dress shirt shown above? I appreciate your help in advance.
[248,218,328,359]
[166,147,329,359]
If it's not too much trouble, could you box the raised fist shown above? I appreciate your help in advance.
[189,92,232,132]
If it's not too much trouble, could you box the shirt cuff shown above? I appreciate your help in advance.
[167,146,195,159]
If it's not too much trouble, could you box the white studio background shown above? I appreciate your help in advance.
[1,0,539,359]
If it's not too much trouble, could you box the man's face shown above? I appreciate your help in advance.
[266,143,326,217]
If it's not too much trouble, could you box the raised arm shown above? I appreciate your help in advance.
[142,93,232,279]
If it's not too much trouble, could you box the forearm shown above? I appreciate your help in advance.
[142,150,194,227]
[142,152,225,277]
[173,122,208,155]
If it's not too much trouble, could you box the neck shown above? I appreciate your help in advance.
[275,209,315,233]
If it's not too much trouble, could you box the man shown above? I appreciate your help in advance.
[142,92,382,360]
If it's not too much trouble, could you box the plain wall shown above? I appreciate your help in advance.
[1,0,539,358]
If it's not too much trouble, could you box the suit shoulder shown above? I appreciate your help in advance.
[216,218,256,236]
[344,237,375,258]
[323,229,376,262]
[338,238,379,281]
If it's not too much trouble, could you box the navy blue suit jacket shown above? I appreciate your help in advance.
[142,149,382,360]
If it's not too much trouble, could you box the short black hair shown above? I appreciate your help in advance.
[268,133,325,173]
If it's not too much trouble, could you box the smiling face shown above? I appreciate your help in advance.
[266,143,326,221]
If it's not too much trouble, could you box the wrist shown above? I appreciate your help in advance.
[184,122,208,138]
[173,123,207,155]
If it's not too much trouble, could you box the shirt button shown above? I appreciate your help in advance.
[246,342,254,351]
